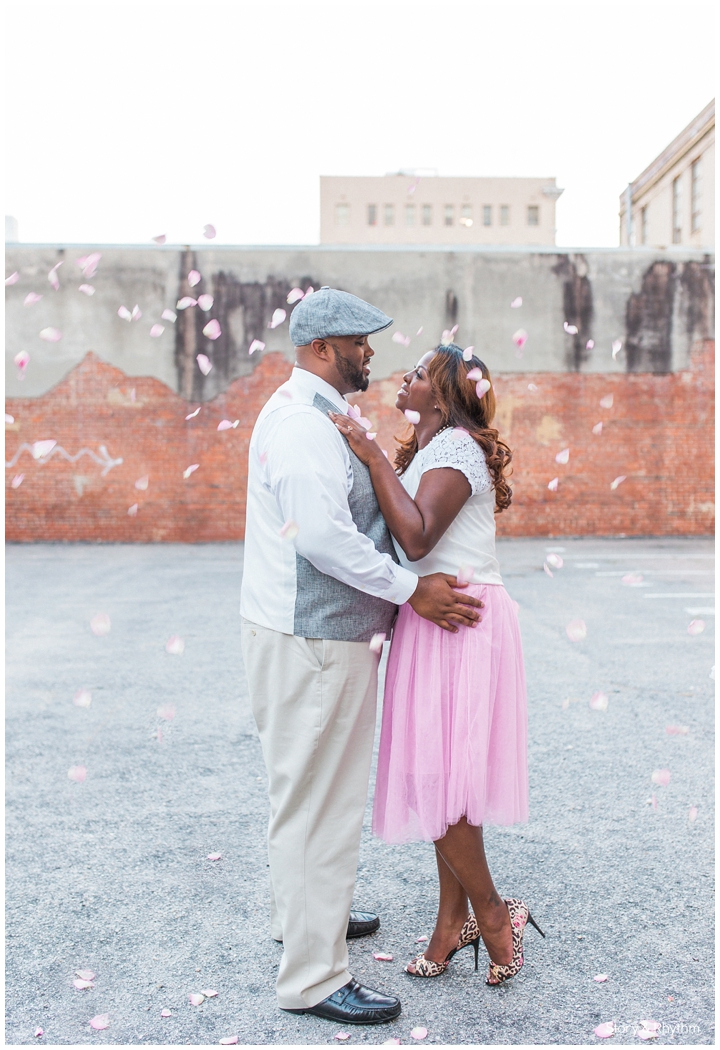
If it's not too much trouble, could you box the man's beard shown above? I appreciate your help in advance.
[333,346,369,392]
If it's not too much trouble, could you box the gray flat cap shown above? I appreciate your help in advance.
[289,286,393,346]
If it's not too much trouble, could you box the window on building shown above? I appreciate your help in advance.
[527,205,540,226]
[640,205,648,245]
[421,204,432,226]
[691,158,702,233]
[500,205,510,226]
[672,176,682,243]
[444,205,454,226]
[335,203,350,226]
[384,204,395,226]
[460,204,473,227]
[482,205,492,226]
[367,204,377,226]
[405,204,416,226]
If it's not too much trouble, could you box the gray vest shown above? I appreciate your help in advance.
[293,393,400,642]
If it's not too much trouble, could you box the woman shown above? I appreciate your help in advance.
[329,343,543,986]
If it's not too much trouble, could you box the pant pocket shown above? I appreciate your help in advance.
[305,637,325,671]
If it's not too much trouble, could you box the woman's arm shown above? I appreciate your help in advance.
[328,412,470,561]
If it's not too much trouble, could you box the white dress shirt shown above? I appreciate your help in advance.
[240,367,418,635]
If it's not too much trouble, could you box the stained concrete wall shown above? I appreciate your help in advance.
[5,245,714,401]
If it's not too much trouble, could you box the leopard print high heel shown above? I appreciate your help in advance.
[485,898,545,986]
[406,914,481,977]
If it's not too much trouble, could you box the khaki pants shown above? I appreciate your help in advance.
[241,618,380,1009]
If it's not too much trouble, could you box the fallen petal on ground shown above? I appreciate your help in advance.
[593,974,608,982]
[373,952,393,961]
[157,703,176,720]
[687,619,705,635]
[689,806,698,822]
[89,1015,109,1030]
[166,636,185,655]
[589,691,608,711]
[410,1027,428,1040]
[76,970,96,981]
[202,989,218,997]
[73,979,94,990]
[90,613,111,636]
[206,853,222,861]
[622,573,643,586]
[219,1038,238,1046]
[68,765,87,782]
[189,993,205,1006]
[161,1008,171,1017]
[594,1021,614,1038]
[73,689,92,708]
[566,619,587,642]
[651,769,671,787]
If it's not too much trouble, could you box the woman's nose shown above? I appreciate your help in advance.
[402,371,412,383]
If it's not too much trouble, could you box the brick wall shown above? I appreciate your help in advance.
[5,341,714,541]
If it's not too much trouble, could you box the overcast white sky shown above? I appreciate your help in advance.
[5,0,715,247]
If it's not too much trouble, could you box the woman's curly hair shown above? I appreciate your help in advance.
[394,344,513,513]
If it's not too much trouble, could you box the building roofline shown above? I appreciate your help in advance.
[624,100,715,203]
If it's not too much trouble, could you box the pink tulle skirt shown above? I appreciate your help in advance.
[373,583,529,844]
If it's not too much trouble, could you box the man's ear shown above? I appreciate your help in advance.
[310,338,330,360]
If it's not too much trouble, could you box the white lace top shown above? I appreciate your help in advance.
[392,427,502,586]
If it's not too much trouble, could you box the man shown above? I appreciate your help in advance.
[240,287,482,1025]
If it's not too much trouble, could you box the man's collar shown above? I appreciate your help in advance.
[290,366,349,412]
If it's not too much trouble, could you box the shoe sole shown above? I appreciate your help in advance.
[283,1008,401,1025]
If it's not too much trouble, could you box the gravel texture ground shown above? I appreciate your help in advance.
[5,538,714,1047]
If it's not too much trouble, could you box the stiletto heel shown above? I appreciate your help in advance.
[486,898,544,986]
[407,914,481,978]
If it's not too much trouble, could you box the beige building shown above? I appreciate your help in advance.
[620,100,714,249]
[320,174,563,246]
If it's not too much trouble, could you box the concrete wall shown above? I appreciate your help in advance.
[6,245,715,403]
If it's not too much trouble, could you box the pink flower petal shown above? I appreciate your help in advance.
[157,704,176,720]
[404,410,420,424]
[563,322,578,334]
[410,1027,428,1040]
[287,287,304,304]
[373,952,393,961]
[466,367,483,381]
[611,339,622,359]
[592,422,603,435]
[176,297,197,310]
[118,305,132,320]
[566,619,587,642]
[188,270,202,288]
[593,974,608,982]
[76,968,96,980]
[206,853,222,861]
[135,476,149,491]
[665,725,688,735]
[279,520,299,540]
[589,691,608,711]
[304,286,314,296]
[586,339,595,350]
[68,765,87,783]
[546,553,563,569]
[5,272,19,285]
[48,262,63,290]
[689,805,698,822]
[347,403,361,419]
[185,407,201,419]
[219,1038,238,1046]
[217,420,234,431]
[74,979,94,990]
[622,573,643,586]
[150,324,165,337]
[687,619,705,636]
[476,378,491,399]
[89,1015,110,1030]
[416,934,428,942]
[462,346,475,360]
[34,1028,44,1037]
[39,327,62,342]
[510,297,522,308]
[24,292,43,305]
[651,793,658,810]
[594,1021,614,1038]
[32,440,57,460]
[366,431,377,440]
[73,689,92,708]
[637,1030,658,1041]
[197,354,212,375]
[392,332,411,346]
[600,394,614,409]
[356,416,373,431]
[512,328,528,349]
[90,612,111,636]
[11,474,25,488]
[555,448,570,465]
[162,308,177,322]
[610,475,626,490]
[248,339,265,355]
[203,224,216,239]
[457,563,475,585]
[203,319,222,340]
[128,504,139,517]
[528,382,538,392]
[416,326,423,335]
[161,1008,172,1017]
[183,464,199,479]
[131,304,142,321]
[197,294,214,311]
[268,308,287,329]
[335,1033,351,1041]
[189,993,205,1006]
[202,989,219,997]
[153,234,167,245]
[544,563,554,577]
[384,1040,401,1046]
[651,769,671,787]
[166,636,185,655]
[547,477,559,491]
[369,632,386,653]
[78,284,95,296]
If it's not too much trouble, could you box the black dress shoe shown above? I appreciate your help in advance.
[284,978,401,1025]
[273,911,380,943]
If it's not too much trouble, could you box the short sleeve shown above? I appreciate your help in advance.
[419,428,493,496]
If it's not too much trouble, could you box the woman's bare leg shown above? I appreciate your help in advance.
[433,817,513,966]
[410,849,470,968]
